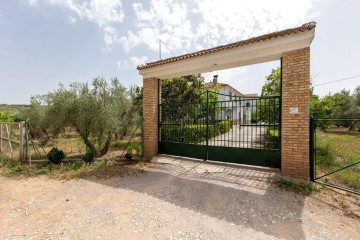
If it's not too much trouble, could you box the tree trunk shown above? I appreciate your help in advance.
[75,127,96,154]
[75,127,111,158]
[97,131,111,157]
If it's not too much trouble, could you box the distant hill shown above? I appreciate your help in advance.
[0,104,30,115]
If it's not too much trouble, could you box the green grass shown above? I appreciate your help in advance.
[273,178,321,195]
[315,131,360,190]
[0,154,144,179]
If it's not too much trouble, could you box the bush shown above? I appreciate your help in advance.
[0,112,14,122]
[126,142,143,157]
[46,147,65,164]
[161,120,233,143]
[266,128,279,149]
[82,148,95,163]
[125,152,133,159]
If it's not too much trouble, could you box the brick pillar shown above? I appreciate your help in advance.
[281,47,310,179]
[143,77,159,160]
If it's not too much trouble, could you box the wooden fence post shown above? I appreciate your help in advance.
[19,122,24,162]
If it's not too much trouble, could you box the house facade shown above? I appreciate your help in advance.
[202,75,258,124]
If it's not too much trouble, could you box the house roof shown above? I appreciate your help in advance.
[202,82,244,97]
[243,93,258,98]
[137,22,316,70]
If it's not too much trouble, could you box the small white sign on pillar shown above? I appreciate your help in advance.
[290,107,299,114]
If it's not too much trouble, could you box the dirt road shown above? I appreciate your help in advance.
[0,156,359,239]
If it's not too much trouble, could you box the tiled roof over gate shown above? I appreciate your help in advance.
[137,22,316,70]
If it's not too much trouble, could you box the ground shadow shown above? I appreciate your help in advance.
[82,157,306,239]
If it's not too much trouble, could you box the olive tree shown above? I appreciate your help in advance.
[27,77,136,157]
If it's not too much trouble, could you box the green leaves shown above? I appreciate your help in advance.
[22,77,141,157]
[261,67,280,96]
[0,112,14,122]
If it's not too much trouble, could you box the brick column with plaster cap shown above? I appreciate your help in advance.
[281,47,311,179]
[143,77,159,160]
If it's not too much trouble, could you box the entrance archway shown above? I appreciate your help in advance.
[138,22,316,179]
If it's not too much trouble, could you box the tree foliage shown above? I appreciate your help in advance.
[160,74,221,124]
[261,67,281,96]
[161,74,204,123]
[22,77,141,157]
[0,112,14,122]
[256,67,360,130]
[253,67,281,123]
[311,87,360,131]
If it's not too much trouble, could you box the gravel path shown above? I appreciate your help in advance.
[0,156,359,239]
[206,125,266,148]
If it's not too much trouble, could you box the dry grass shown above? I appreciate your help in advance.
[0,154,146,180]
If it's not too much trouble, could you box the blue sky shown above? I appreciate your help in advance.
[0,0,360,104]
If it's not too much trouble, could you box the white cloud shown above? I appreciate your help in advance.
[68,16,77,24]
[203,67,248,84]
[193,0,317,44]
[103,26,118,46]
[30,0,125,27]
[120,0,194,54]
[121,0,317,54]
[117,59,128,69]
[27,0,39,7]
[25,0,125,48]
[130,56,149,68]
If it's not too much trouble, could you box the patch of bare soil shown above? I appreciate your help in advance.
[0,158,359,239]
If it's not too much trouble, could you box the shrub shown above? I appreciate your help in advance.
[0,112,14,122]
[125,152,133,159]
[46,147,65,164]
[125,142,142,157]
[161,120,233,143]
[82,148,95,163]
[266,128,279,149]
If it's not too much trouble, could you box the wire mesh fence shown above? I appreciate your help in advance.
[311,118,360,194]
[0,122,143,164]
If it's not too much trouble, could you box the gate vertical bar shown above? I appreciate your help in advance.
[205,90,209,160]
[157,78,161,153]
[309,118,315,181]
[279,57,283,167]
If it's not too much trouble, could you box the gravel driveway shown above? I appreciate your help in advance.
[207,125,266,148]
[1,155,359,239]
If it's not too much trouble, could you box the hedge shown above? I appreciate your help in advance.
[161,120,233,143]
[266,128,279,149]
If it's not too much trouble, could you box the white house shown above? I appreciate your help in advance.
[202,75,258,124]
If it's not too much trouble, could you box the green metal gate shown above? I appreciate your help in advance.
[158,90,281,168]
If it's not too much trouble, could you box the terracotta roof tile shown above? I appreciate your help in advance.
[137,22,316,70]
